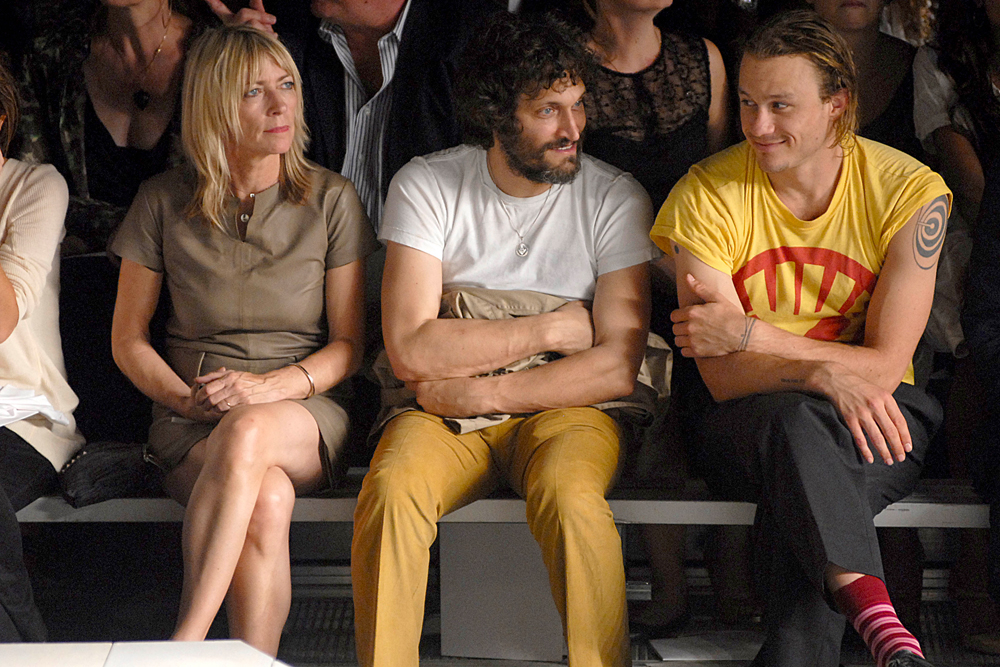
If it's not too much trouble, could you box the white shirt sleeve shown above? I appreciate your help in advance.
[593,173,658,276]
[0,163,68,321]
[913,46,961,152]
[379,157,447,259]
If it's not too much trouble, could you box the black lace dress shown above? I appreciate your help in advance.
[583,31,711,209]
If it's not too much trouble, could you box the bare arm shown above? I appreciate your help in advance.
[673,195,949,391]
[114,257,368,416]
[932,125,983,223]
[381,241,595,382]
[202,0,276,32]
[672,253,913,465]
[704,38,730,155]
[409,263,650,417]
[671,195,949,463]
[111,259,214,420]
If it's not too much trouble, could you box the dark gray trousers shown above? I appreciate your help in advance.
[0,427,57,643]
[691,384,942,667]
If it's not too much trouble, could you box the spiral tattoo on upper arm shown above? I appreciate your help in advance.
[911,195,948,270]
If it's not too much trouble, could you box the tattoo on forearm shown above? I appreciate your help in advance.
[737,317,756,352]
[912,195,948,270]
[780,378,805,385]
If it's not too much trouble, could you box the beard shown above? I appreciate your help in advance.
[497,131,583,185]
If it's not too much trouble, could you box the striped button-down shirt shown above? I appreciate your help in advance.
[318,1,412,233]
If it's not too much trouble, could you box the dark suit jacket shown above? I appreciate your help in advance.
[282,0,502,198]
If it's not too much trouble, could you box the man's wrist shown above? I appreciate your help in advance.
[538,310,564,353]
[737,317,757,352]
[800,360,841,395]
[474,374,502,415]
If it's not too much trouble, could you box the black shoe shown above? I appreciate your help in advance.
[886,650,935,667]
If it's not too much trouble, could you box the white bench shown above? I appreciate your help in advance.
[15,476,988,661]
[17,477,985,528]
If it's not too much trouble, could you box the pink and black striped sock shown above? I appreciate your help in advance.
[832,575,923,667]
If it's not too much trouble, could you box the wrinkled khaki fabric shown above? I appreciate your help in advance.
[372,286,671,437]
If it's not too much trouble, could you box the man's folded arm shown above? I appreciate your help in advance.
[381,241,597,382]
[672,194,948,398]
[407,262,650,417]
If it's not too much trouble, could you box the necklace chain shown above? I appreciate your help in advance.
[140,3,172,76]
[486,154,554,258]
[105,1,173,110]
[499,189,551,258]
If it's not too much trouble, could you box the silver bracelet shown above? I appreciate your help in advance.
[289,363,315,398]
[737,318,756,352]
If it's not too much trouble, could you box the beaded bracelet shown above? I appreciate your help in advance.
[289,363,315,398]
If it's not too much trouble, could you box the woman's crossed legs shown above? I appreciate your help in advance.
[163,401,327,655]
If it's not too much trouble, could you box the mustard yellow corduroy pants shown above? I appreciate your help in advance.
[351,407,629,667]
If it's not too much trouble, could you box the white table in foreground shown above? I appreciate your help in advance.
[0,640,289,667]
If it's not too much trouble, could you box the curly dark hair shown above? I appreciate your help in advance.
[456,11,596,149]
[935,0,1000,164]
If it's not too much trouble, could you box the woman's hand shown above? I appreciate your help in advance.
[175,384,225,423]
[193,365,312,412]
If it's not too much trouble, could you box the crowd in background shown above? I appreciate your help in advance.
[1,0,1000,664]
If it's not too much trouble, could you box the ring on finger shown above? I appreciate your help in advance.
[224,399,231,409]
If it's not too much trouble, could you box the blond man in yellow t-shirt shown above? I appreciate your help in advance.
[651,11,950,667]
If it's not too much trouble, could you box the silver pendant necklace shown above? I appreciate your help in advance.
[498,187,551,257]
[487,155,554,258]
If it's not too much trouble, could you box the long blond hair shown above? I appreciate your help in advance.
[181,25,313,229]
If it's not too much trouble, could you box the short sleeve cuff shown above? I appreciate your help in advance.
[378,226,444,260]
[109,235,164,273]
[668,232,735,277]
[596,246,659,276]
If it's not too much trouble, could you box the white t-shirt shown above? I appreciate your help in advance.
[379,145,657,301]
[913,46,975,154]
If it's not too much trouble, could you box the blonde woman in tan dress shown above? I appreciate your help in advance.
[110,26,378,655]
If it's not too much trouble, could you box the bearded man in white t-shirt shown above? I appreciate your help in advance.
[349,11,657,667]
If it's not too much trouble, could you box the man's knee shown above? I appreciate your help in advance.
[355,412,458,526]
[736,393,853,461]
[519,409,620,526]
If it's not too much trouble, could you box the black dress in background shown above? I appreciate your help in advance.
[583,29,712,350]
[583,30,711,210]
[858,47,922,160]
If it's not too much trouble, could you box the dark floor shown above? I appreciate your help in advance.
[20,523,1000,666]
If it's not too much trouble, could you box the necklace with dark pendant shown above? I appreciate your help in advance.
[127,3,172,111]
[133,90,152,111]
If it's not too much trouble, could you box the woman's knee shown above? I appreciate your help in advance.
[245,468,295,544]
[208,407,274,472]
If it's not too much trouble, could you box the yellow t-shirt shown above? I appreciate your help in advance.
[651,137,951,385]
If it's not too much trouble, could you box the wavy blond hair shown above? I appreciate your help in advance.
[744,10,859,152]
[181,25,313,229]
